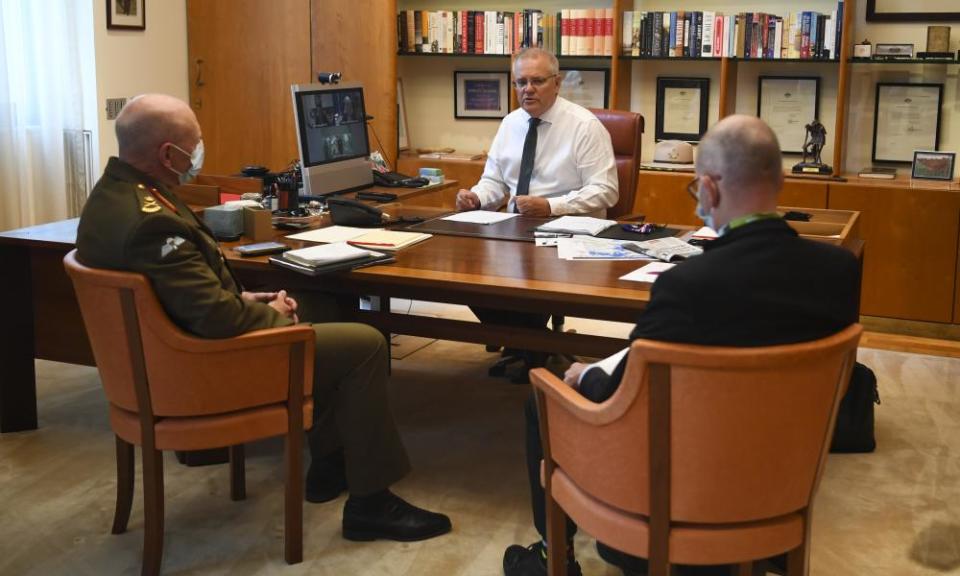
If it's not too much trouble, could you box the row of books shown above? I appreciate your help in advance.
[622,4,843,60]
[396,9,615,56]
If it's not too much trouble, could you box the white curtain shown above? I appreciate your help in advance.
[0,1,96,231]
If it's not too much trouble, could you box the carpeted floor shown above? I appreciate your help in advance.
[0,304,957,575]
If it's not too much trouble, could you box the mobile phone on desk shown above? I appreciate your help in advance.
[234,241,289,256]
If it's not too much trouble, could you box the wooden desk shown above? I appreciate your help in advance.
[0,202,862,433]
[0,208,650,433]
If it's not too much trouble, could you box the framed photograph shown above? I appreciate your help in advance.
[872,83,943,164]
[867,0,960,22]
[656,77,709,142]
[912,151,956,180]
[454,71,509,119]
[757,76,820,154]
[106,0,145,31]
[560,68,609,109]
[397,78,410,151]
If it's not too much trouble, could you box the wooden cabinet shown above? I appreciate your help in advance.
[186,0,312,175]
[829,179,960,323]
[635,171,829,226]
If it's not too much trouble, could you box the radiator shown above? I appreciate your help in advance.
[63,128,94,217]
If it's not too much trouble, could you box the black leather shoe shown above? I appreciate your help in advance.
[503,541,582,576]
[342,491,451,542]
[305,451,347,503]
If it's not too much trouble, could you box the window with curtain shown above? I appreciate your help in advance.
[0,1,97,231]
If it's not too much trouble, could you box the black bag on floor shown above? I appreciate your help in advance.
[830,362,880,453]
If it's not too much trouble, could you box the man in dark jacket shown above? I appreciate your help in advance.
[503,115,860,576]
[77,94,450,543]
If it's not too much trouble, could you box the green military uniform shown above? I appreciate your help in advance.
[77,157,410,495]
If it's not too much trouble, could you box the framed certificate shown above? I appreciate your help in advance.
[757,76,820,154]
[454,71,510,119]
[867,0,960,22]
[560,68,609,109]
[872,83,943,164]
[656,77,710,142]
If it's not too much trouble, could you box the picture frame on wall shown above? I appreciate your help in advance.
[911,151,956,181]
[655,77,710,142]
[397,78,410,151]
[757,76,820,154]
[559,68,609,109]
[866,0,960,22]
[872,83,943,164]
[454,71,510,120]
[107,0,145,31]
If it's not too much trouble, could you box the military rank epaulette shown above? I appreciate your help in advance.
[136,184,177,214]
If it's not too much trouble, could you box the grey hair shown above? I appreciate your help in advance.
[514,47,559,76]
[696,115,783,195]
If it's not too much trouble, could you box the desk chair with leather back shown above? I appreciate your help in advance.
[532,324,862,576]
[549,108,643,338]
[64,250,314,576]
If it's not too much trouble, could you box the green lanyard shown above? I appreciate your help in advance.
[720,212,781,235]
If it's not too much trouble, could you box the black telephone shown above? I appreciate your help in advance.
[372,170,430,188]
[327,197,385,227]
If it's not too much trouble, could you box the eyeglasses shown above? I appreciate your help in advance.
[686,175,721,200]
[513,74,557,89]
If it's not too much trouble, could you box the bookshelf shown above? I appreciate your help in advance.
[311,0,960,330]
[393,0,858,175]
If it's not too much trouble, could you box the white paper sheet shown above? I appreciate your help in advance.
[619,262,676,283]
[441,211,519,225]
[285,226,382,243]
[556,237,650,260]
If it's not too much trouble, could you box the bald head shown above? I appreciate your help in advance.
[697,115,783,200]
[693,115,783,229]
[115,94,201,186]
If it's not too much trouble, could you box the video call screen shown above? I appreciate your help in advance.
[296,87,369,167]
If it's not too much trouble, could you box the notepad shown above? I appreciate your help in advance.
[285,225,382,243]
[347,230,432,251]
[282,242,376,267]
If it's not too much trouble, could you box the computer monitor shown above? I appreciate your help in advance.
[291,81,373,196]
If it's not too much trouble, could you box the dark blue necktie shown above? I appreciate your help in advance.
[514,117,542,211]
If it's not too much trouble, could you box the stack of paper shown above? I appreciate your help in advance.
[538,216,617,236]
[283,242,376,267]
[347,230,432,251]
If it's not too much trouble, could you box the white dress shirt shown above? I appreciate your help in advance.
[471,96,619,218]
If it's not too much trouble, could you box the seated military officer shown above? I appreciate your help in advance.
[76,94,451,543]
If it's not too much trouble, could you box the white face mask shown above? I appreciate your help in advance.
[169,140,205,185]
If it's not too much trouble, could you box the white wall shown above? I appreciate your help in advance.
[92,0,189,171]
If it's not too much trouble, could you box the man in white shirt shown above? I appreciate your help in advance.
[456,47,618,217]
[457,47,619,381]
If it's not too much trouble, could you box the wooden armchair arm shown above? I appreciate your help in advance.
[530,360,645,428]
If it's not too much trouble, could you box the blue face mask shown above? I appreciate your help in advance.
[695,190,715,231]
[169,140,205,185]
